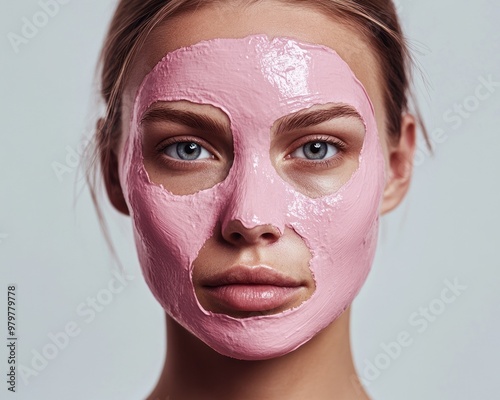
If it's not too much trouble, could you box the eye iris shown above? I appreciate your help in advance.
[177,142,201,160]
[304,142,327,159]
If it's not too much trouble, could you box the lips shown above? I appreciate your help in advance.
[200,266,306,314]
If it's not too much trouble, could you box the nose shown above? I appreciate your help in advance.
[219,151,286,246]
[222,220,281,246]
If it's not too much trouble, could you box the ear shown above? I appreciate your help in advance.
[380,114,416,215]
[99,119,130,216]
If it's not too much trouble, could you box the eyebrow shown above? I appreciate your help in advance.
[275,104,363,136]
[141,103,363,137]
[140,105,230,135]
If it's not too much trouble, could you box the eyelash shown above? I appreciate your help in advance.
[287,135,347,167]
[154,134,347,169]
[155,136,215,166]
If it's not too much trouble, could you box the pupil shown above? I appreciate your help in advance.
[304,142,327,159]
[310,143,322,153]
[177,142,201,160]
[185,143,197,154]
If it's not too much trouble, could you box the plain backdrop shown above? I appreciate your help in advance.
[1,0,499,399]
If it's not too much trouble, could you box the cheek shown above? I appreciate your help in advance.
[116,35,387,359]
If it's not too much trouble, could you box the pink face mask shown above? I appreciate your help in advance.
[119,35,386,360]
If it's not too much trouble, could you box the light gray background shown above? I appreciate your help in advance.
[1,1,499,399]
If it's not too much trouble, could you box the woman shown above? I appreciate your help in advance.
[88,0,423,398]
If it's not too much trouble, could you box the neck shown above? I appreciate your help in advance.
[147,307,370,400]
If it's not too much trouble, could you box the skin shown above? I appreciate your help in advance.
[141,100,366,318]
[103,1,416,399]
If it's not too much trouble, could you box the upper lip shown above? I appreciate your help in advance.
[201,265,303,287]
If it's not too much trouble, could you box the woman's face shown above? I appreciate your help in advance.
[115,1,397,359]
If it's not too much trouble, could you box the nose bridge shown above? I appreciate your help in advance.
[221,151,286,236]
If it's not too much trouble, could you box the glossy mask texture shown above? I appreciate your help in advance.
[120,35,386,360]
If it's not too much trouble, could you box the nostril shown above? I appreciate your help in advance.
[230,232,243,242]
[222,221,282,246]
[261,232,277,241]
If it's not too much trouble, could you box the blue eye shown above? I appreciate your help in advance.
[291,141,339,160]
[163,142,213,161]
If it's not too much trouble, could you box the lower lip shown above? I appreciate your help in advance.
[204,285,302,313]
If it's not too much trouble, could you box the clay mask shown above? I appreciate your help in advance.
[120,35,386,360]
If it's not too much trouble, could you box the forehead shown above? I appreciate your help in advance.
[122,2,387,139]
[135,35,374,128]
